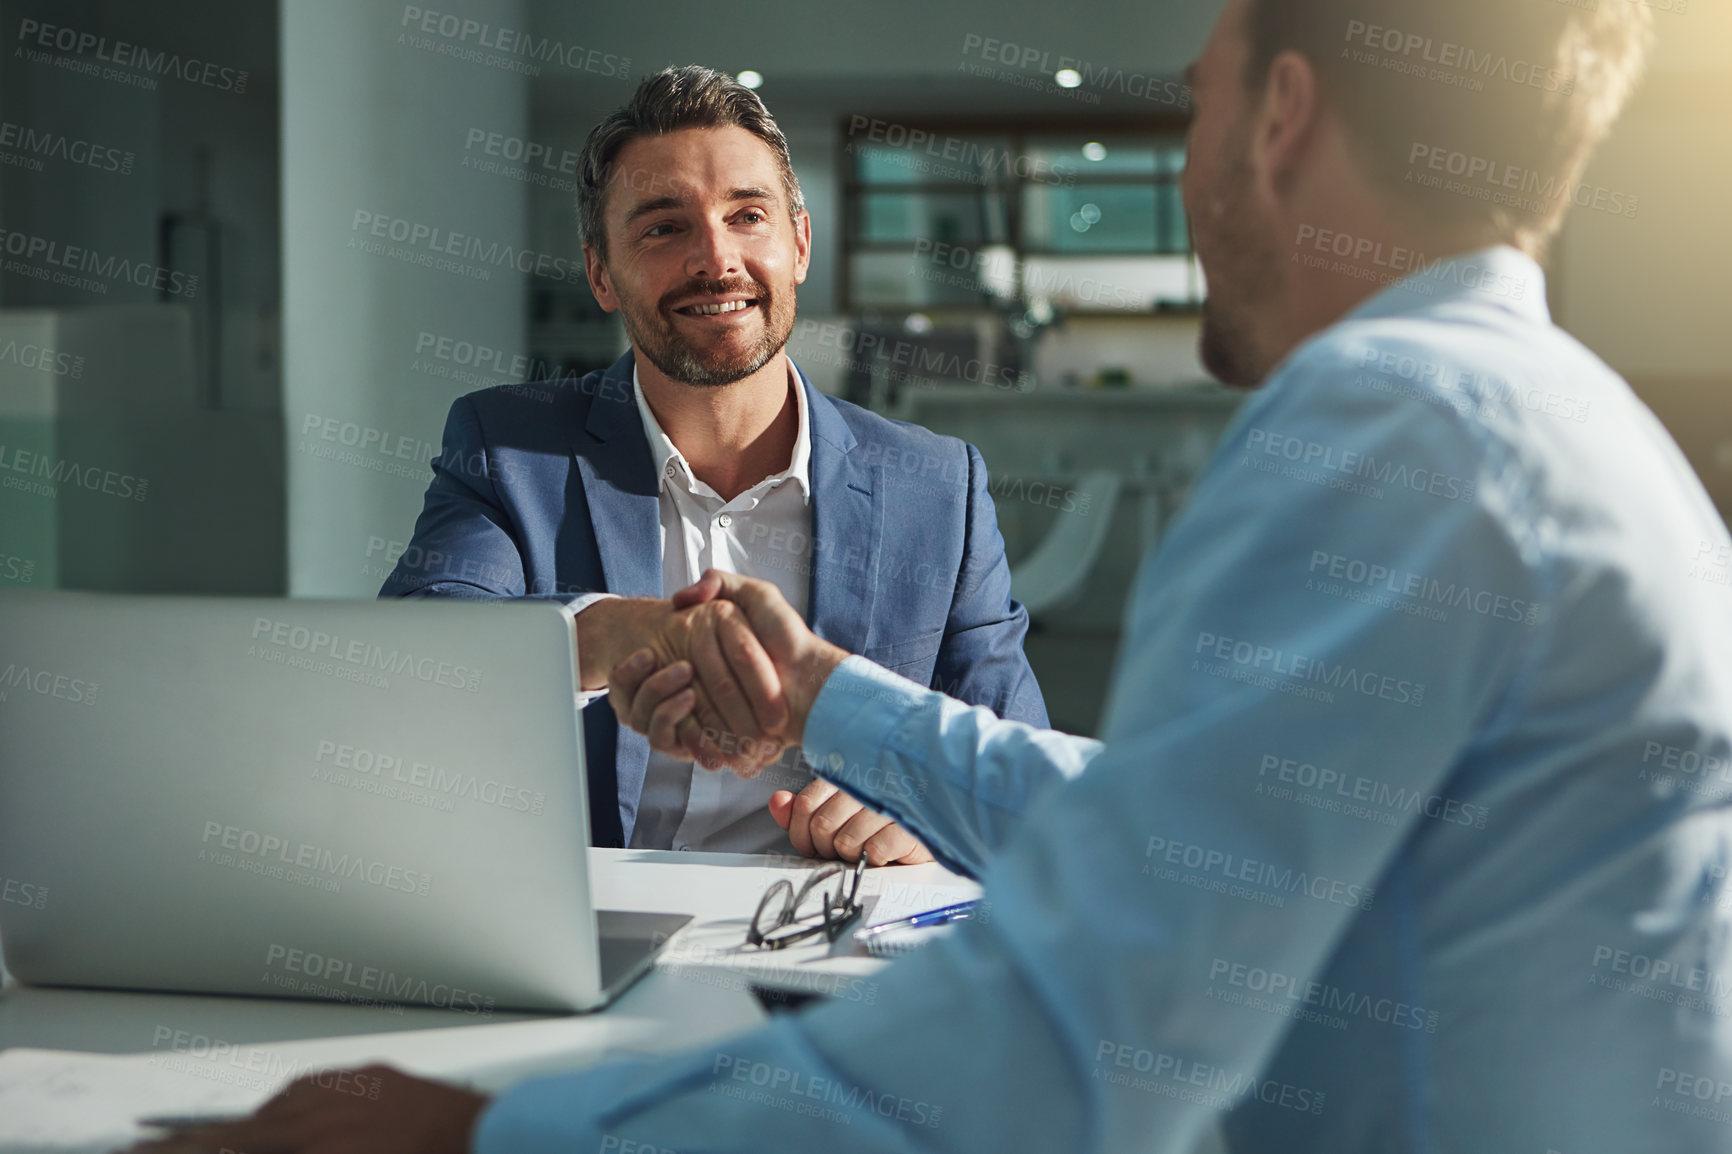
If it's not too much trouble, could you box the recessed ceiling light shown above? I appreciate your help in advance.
[1083,141,1107,162]
[737,70,764,89]
[1054,69,1082,88]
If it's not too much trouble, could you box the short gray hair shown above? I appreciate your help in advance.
[577,65,805,262]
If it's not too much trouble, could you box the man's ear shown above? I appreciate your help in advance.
[583,243,618,314]
[792,210,812,287]
[1250,50,1321,202]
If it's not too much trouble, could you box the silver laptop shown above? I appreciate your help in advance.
[0,593,689,1013]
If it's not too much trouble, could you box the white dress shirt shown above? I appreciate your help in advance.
[572,363,817,854]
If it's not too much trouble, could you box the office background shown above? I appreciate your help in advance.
[0,0,1726,736]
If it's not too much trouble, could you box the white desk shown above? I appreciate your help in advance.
[0,848,977,1152]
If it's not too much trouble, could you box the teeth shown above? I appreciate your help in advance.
[688,300,751,315]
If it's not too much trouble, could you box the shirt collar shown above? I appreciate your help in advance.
[1345,244,1550,327]
[631,359,812,504]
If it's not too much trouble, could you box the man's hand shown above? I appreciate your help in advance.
[609,571,848,775]
[125,1065,485,1154]
[584,596,786,772]
[771,779,934,865]
[609,649,786,776]
[668,570,849,748]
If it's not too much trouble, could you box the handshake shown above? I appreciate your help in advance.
[577,570,931,865]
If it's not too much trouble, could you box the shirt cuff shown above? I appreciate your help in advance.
[800,655,939,816]
[804,656,927,753]
[569,593,620,708]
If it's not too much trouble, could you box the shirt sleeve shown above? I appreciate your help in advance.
[568,593,620,708]
[800,655,1103,878]
[474,333,1545,1154]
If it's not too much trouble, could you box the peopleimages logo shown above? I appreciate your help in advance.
[1207,958,1441,1032]
[0,662,98,706]
[0,336,84,378]
[1340,19,1574,94]
[1144,834,1374,910]
[1353,345,1591,425]
[912,238,1149,312]
[397,6,630,78]
[0,874,48,910]
[1407,143,1639,220]
[148,1027,382,1097]
[1257,754,1490,830]
[15,18,251,93]
[0,226,198,297]
[249,617,483,692]
[958,34,1192,109]
[1307,550,1539,625]
[844,116,1076,187]
[1244,426,1477,504]
[1292,224,1528,301]
[709,1054,943,1128]
[313,739,546,815]
[1093,1040,1326,1115]
[350,210,582,284]
[1591,945,1732,1002]
[1194,631,1427,709]
[0,443,148,502]
[199,820,433,897]
[0,119,134,174]
[263,943,495,1015]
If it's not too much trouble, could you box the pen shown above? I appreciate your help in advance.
[857,899,981,939]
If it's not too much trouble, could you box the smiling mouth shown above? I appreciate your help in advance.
[674,299,759,317]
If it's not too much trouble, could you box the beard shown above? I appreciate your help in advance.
[1191,134,1280,390]
[617,275,796,388]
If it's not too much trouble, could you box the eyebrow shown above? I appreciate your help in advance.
[622,187,778,228]
[623,195,682,227]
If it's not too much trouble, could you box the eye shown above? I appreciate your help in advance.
[644,222,676,237]
[739,210,768,225]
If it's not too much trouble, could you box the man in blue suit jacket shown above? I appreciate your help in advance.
[380,65,1046,860]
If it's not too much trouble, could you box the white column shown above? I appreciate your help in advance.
[283,0,530,595]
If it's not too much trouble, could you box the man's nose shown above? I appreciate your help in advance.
[685,220,741,281]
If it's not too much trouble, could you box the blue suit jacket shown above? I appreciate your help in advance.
[380,351,1048,846]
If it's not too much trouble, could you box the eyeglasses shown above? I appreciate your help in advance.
[746,857,867,951]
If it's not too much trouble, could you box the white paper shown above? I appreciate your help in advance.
[0,1046,275,1154]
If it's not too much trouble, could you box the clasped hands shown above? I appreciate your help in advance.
[578,571,931,866]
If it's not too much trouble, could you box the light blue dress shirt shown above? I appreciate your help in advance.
[476,247,1732,1153]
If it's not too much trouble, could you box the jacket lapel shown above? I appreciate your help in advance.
[571,351,659,846]
[573,351,663,601]
[803,367,880,658]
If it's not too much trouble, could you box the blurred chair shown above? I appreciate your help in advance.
[1008,470,1124,617]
